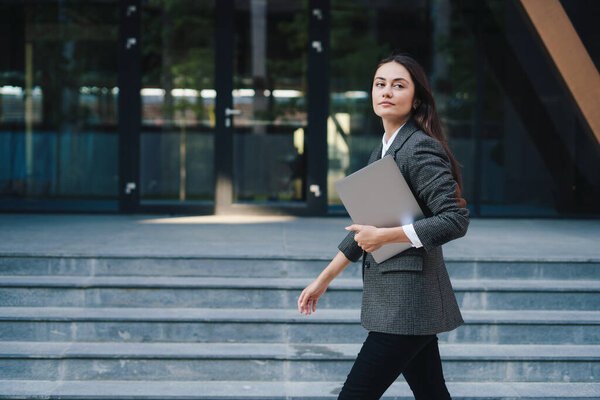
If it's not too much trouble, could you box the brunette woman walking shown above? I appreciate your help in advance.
[297,54,469,400]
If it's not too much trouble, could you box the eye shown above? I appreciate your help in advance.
[375,82,384,87]
[394,84,404,89]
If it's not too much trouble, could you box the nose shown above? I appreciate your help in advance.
[381,84,392,97]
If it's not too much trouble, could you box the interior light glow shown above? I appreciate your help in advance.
[0,86,23,95]
[201,89,216,98]
[172,88,199,97]
[344,91,368,99]
[141,88,166,96]
[233,89,255,97]
[272,89,302,98]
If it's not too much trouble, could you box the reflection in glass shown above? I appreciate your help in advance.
[328,0,401,205]
[328,0,599,216]
[0,1,119,210]
[140,0,215,203]
[232,0,307,202]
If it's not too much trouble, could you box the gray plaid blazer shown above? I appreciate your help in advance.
[337,117,469,335]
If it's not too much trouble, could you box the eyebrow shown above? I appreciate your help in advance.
[374,77,409,83]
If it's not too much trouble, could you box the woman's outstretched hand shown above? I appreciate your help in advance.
[346,224,386,252]
[298,278,329,315]
[298,251,352,316]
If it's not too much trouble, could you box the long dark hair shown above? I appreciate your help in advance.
[374,54,464,194]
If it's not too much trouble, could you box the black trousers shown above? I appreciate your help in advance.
[337,331,451,400]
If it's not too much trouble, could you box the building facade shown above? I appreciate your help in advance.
[1,0,599,217]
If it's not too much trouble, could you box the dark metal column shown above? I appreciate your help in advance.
[118,0,141,213]
[306,0,330,215]
[214,0,234,214]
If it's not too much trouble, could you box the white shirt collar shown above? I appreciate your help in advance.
[381,121,406,158]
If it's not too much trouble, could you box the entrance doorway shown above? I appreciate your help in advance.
[124,0,329,215]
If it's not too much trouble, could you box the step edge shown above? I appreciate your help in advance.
[2,252,599,263]
[0,380,599,399]
[1,342,599,361]
[1,277,599,291]
[0,308,599,324]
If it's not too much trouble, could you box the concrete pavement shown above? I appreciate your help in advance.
[1,214,599,261]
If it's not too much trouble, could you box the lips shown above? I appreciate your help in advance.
[379,102,394,106]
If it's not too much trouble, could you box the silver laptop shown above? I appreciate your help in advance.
[334,155,425,263]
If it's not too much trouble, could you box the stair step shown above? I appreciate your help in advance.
[2,255,599,280]
[2,307,600,323]
[1,342,598,382]
[2,276,599,290]
[1,307,598,345]
[0,276,597,310]
[1,307,598,344]
[0,380,599,399]
[2,341,597,360]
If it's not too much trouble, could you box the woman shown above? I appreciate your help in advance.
[297,54,469,400]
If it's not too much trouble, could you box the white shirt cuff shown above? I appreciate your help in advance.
[402,223,423,248]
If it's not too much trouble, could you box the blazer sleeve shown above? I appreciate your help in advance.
[337,230,364,262]
[407,134,470,252]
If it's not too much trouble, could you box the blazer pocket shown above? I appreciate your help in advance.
[376,250,424,273]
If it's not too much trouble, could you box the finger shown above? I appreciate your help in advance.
[345,224,363,232]
[302,297,310,315]
[301,294,310,314]
[298,291,307,313]
[312,297,318,312]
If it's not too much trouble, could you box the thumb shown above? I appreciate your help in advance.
[345,224,363,232]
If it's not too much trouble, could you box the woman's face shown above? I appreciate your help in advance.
[372,61,417,121]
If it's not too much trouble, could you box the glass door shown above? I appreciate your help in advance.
[131,0,328,215]
[213,0,329,215]
[231,0,307,204]
[138,0,215,210]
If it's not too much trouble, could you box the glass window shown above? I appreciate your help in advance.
[328,0,600,217]
[231,0,308,203]
[328,0,430,207]
[0,0,119,211]
[140,0,215,203]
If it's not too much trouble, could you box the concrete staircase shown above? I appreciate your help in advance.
[0,254,599,399]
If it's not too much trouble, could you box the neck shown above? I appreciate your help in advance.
[382,116,409,142]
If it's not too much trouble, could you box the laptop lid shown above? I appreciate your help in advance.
[334,155,424,263]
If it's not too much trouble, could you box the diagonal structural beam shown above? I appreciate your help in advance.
[457,0,577,211]
[517,0,600,145]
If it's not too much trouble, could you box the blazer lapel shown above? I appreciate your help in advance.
[367,143,383,165]
[367,117,420,166]
[383,118,420,158]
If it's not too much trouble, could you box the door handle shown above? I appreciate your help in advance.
[124,182,136,195]
[225,108,242,116]
[224,108,242,127]
[309,184,321,198]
